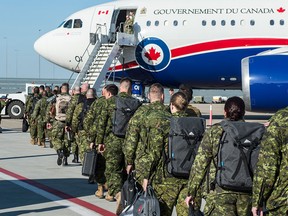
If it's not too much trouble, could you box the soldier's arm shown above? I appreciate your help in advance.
[71,104,82,132]
[31,100,41,120]
[187,127,217,198]
[252,121,282,208]
[65,97,77,127]
[96,100,109,145]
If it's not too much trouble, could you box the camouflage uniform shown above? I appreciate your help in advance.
[96,92,132,197]
[51,93,72,158]
[187,121,252,216]
[31,95,48,145]
[84,96,107,184]
[186,104,202,117]
[124,15,134,34]
[44,96,56,145]
[252,108,288,215]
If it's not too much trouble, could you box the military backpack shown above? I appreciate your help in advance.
[30,96,40,114]
[216,120,265,193]
[112,96,141,137]
[55,94,71,121]
[166,116,206,179]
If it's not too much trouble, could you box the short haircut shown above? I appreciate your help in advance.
[170,92,188,111]
[224,96,245,121]
[178,84,193,102]
[106,84,119,96]
[39,85,45,90]
[120,77,132,92]
[33,86,40,94]
[148,83,164,98]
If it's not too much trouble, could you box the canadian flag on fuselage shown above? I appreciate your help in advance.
[98,10,109,15]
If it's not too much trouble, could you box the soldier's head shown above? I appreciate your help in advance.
[45,86,51,93]
[81,82,89,94]
[119,77,132,94]
[148,83,164,103]
[178,84,193,103]
[33,86,40,95]
[105,84,118,99]
[42,90,48,97]
[39,85,45,94]
[73,86,81,95]
[86,88,96,99]
[61,83,69,93]
[170,92,188,114]
[224,96,245,121]
[54,85,60,94]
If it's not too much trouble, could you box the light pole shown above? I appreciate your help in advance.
[15,49,19,78]
[38,29,41,79]
[4,37,8,79]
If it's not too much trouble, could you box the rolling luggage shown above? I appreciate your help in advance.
[82,150,97,176]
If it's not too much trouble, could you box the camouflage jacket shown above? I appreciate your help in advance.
[252,107,288,210]
[136,105,171,181]
[65,93,81,127]
[84,96,105,143]
[31,96,48,121]
[25,94,41,115]
[96,92,132,145]
[186,104,202,117]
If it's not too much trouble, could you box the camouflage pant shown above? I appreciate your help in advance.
[103,134,125,197]
[153,182,189,216]
[36,118,46,142]
[75,130,89,162]
[204,189,252,216]
[29,118,38,140]
[51,120,70,157]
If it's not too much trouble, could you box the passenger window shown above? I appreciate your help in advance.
[164,20,169,26]
[183,20,187,26]
[202,20,207,26]
[231,20,236,26]
[270,20,274,26]
[73,19,82,28]
[211,20,216,26]
[280,19,285,25]
[146,21,151,27]
[250,20,255,26]
[173,20,178,26]
[155,20,159,26]
[221,20,226,26]
[240,20,245,26]
[63,19,73,28]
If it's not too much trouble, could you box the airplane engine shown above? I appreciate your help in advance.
[242,52,288,112]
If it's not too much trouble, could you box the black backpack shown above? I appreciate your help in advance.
[30,96,40,114]
[112,96,141,137]
[166,117,206,179]
[216,120,265,193]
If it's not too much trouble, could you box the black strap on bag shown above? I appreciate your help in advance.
[189,204,204,216]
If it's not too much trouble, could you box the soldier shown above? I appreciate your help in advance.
[51,83,71,166]
[123,12,134,34]
[0,96,8,133]
[185,97,252,216]
[45,92,57,148]
[26,86,42,145]
[97,78,136,214]
[71,88,96,163]
[252,108,288,216]
[178,84,201,117]
[31,90,48,147]
[124,83,167,178]
[140,92,189,216]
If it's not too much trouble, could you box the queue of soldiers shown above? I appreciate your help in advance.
[23,79,288,216]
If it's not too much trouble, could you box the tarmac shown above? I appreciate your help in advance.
[0,104,273,216]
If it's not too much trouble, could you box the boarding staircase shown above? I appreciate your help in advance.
[72,41,122,92]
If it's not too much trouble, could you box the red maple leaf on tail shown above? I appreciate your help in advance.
[144,47,161,61]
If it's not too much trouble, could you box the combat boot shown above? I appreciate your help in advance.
[56,150,63,166]
[72,153,79,163]
[41,141,46,148]
[105,191,115,202]
[95,184,105,199]
[62,156,68,166]
[37,139,41,146]
[115,192,123,215]
[30,138,36,145]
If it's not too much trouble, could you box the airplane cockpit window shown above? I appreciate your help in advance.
[73,19,83,28]
[280,20,285,25]
[250,20,255,26]
[202,20,207,26]
[173,20,178,26]
[57,21,65,28]
[146,21,151,26]
[155,21,159,26]
[231,20,236,26]
[63,19,73,28]
[270,20,275,26]
[221,20,226,26]
[211,20,216,26]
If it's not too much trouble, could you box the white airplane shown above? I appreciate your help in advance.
[34,0,288,112]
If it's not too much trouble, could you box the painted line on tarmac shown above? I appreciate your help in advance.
[0,167,115,216]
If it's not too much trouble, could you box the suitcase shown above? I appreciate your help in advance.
[82,150,97,176]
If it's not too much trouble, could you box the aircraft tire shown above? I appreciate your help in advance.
[7,100,24,119]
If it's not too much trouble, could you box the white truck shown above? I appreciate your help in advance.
[0,83,40,119]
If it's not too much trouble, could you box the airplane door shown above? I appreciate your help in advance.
[91,6,115,37]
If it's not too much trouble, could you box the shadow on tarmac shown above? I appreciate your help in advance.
[3,206,69,216]
[0,153,56,161]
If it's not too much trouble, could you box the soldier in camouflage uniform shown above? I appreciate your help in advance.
[185,97,252,216]
[86,84,118,197]
[25,86,42,145]
[251,108,288,216]
[97,78,134,214]
[140,92,190,216]
[51,83,71,166]
[31,90,48,147]
[123,12,134,34]
[71,88,96,163]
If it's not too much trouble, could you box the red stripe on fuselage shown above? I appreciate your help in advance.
[0,167,115,216]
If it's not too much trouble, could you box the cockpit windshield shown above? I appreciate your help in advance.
[57,21,65,28]
[73,19,83,28]
[63,19,73,28]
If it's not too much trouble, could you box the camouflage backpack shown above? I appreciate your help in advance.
[216,120,265,193]
[55,94,71,121]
